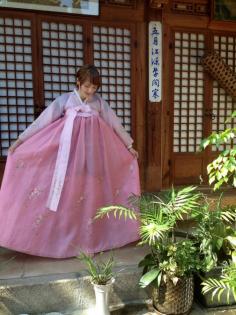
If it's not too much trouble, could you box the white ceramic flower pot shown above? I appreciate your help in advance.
[93,278,115,315]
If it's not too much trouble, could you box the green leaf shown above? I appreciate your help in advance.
[231,110,236,118]
[215,238,223,251]
[207,164,213,173]
[223,149,230,157]
[157,271,162,287]
[221,167,228,177]
[214,179,225,191]
[232,252,236,264]
[233,177,236,188]
[94,205,138,221]
[139,268,160,288]
[226,236,236,248]
[201,138,210,150]
[209,175,216,185]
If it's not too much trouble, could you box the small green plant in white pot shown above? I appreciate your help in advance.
[78,252,115,315]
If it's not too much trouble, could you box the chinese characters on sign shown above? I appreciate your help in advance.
[149,21,162,102]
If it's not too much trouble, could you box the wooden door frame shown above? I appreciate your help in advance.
[161,13,236,187]
[164,25,212,186]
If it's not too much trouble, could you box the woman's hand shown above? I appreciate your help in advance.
[8,139,23,154]
[129,147,139,159]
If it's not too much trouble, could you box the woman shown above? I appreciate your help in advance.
[0,64,140,258]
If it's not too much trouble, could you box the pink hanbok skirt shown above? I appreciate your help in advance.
[0,115,140,258]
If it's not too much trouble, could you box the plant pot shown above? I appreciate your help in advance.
[92,278,115,315]
[152,276,194,315]
[195,267,236,308]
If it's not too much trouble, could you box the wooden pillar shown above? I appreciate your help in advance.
[145,3,163,192]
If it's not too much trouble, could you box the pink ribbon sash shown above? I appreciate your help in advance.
[47,90,93,211]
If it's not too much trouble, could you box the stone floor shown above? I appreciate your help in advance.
[0,243,145,280]
[2,190,236,314]
[18,303,236,315]
[0,244,236,315]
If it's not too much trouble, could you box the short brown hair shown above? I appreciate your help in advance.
[76,64,101,88]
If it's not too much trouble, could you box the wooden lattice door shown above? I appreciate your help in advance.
[0,13,36,180]
[0,11,136,182]
[170,28,236,185]
[38,17,85,106]
[92,23,135,134]
[211,33,236,156]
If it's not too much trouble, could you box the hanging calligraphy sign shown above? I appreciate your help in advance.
[149,21,162,102]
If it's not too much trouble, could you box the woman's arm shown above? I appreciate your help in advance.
[99,97,138,158]
[9,93,69,153]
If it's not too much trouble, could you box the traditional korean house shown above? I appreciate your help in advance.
[0,0,236,192]
[1,3,236,314]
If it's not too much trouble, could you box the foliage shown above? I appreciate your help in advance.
[199,111,236,302]
[96,186,200,246]
[201,263,236,303]
[200,111,236,190]
[191,195,236,272]
[138,237,202,288]
[96,186,218,288]
[94,204,138,221]
[201,222,236,303]
[96,186,236,290]
[78,252,114,285]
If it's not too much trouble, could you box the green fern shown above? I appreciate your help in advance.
[201,263,236,303]
[94,205,138,221]
[220,208,236,223]
[154,186,202,220]
[139,222,171,245]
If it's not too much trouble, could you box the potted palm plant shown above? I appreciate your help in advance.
[95,186,211,315]
[78,252,115,315]
[201,261,236,306]
[191,195,236,307]
[198,232,236,307]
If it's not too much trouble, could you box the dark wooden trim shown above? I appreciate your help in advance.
[84,23,92,65]
[202,28,213,179]
[0,2,145,23]
[168,26,175,185]
[34,14,43,115]
[134,21,147,190]
[161,22,172,188]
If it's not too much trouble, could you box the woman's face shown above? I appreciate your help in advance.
[78,80,98,101]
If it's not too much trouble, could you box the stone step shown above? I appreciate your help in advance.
[1,243,236,315]
[17,303,236,315]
